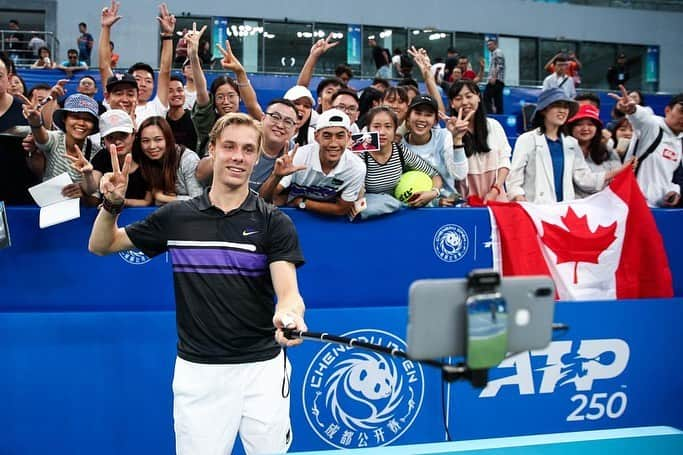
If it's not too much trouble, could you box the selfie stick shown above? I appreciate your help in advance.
[283,328,486,386]
[283,322,570,387]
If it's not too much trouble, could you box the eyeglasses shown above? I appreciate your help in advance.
[332,103,358,114]
[265,111,297,129]
[215,93,239,103]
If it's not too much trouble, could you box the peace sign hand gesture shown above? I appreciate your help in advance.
[273,144,307,177]
[607,84,637,115]
[216,40,245,73]
[18,94,42,127]
[100,144,131,204]
[66,144,93,175]
[185,22,207,55]
[101,0,122,29]
[310,33,339,58]
[156,3,176,36]
[407,46,431,76]
[440,109,474,143]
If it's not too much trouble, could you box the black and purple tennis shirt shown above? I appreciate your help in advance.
[126,190,304,364]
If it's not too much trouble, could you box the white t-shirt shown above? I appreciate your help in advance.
[279,143,366,202]
[135,96,169,126]
[183,88,197,110]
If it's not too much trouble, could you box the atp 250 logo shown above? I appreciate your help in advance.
[480,338,630,422]
[302,330,424,449]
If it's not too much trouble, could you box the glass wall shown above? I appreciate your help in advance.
[454,32,486,68]
[313,22,350,77]
[539,39,578,74]
[519,37,538,86]
[409,29,453,80]
[262,20,312,74]
[173,16,212,69]
[578,41,615,89]
[619,44,647,91]
[178,15,656,91]
[361,26,407,78]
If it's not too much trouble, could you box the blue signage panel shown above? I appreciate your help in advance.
[211,16,229,60]
[347,25,361,65]
[646,46,659,83]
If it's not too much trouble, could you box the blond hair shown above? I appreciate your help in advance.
[208,112,263,153]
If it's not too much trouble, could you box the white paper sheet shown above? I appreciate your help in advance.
[28,173,81,228]
[38,198,80,228]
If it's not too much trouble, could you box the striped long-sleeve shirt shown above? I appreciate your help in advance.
[361,142,437,194]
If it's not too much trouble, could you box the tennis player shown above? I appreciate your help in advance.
[88,112,307,454]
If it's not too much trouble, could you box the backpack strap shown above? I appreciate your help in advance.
[83,138,93,161]
[634,127,664,176]
[396,143,407,173]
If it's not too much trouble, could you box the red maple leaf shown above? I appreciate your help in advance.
[540,206,617,285]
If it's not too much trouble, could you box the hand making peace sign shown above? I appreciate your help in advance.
[440,109,475,143]
[65,144,93,175]
[156,3,176,36]
[184,22,207,55]
[101,0,122,28]
[216,39,245,74]
[273,144,307,178]
[607,84,637,115]
[309,33,340,58]
[100,144,132,204]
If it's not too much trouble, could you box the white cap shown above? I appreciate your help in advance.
[315,109,351,131]
[284,85,315,106]
[99,109,134,137]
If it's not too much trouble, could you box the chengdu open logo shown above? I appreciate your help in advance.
[302,329,424,449]
[433,224,469,262]
[118,249,151,265]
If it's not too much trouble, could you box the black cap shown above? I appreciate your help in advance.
[106,73,138,92]
[408,94,438,113]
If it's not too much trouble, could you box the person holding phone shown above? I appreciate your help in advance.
[351,106,441,220]
[30,46,56,69]
[88,113,307,454]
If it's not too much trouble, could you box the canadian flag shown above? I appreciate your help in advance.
[486,170,673,300]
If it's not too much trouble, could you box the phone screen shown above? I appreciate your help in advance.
[466,293,507,369]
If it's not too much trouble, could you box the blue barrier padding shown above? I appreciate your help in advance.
[1,299,682,454]
[1,207,681,312]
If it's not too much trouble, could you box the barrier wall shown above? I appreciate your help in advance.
[1,207,682,454]
[1,207,682,311]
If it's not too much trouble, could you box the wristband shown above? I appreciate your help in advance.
[431,187,441,197]
[160,35,173,41]
[29,119,44,129]
[100,198,125,215]
[236,80,251,87]
[491,183,501,195]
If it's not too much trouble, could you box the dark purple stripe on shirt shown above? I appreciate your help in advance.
[172,265,266,276]
[170,247,267,272]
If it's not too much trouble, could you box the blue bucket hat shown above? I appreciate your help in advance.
[53,94,100,133]
[532,88,578,124]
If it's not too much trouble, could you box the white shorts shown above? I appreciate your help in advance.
[172,351,292,455]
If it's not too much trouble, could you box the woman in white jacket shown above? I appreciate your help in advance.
[507,88,628,204]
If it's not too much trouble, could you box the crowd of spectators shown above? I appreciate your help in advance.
[0,1,681,215]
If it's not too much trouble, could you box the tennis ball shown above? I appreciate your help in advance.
[394,171,432,202]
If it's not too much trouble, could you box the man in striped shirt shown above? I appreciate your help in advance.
[88,113,306,454]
